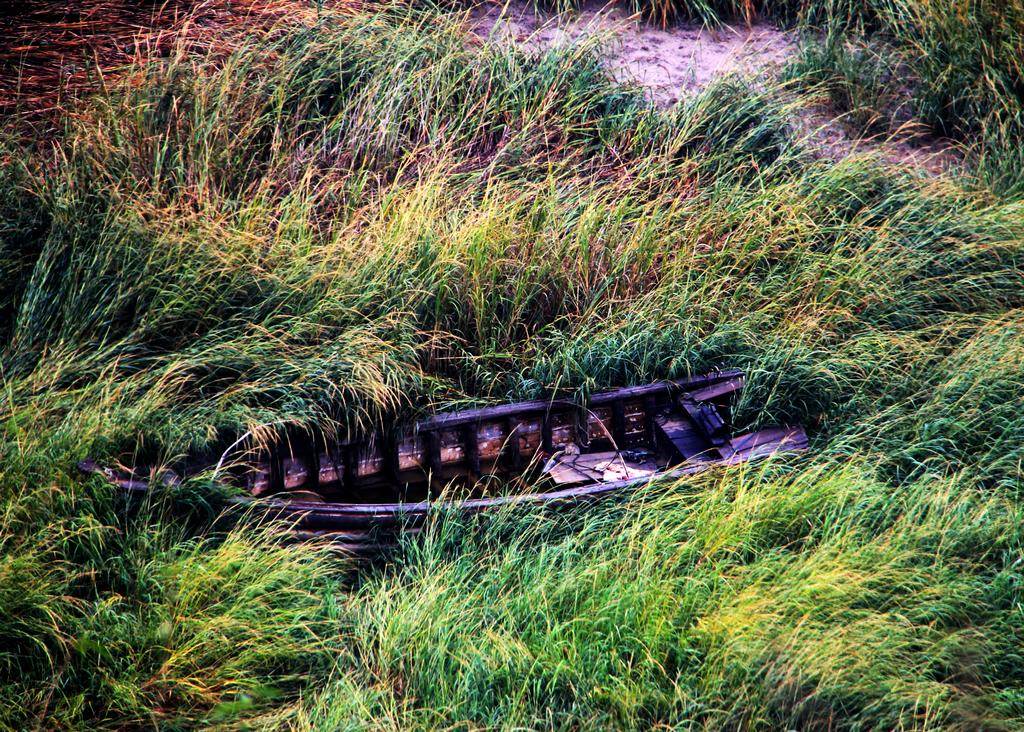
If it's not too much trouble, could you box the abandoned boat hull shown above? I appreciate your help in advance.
[241,370,749,500]
[252,427,808,530]
[80,370,808,553]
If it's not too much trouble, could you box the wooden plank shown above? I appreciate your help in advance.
[719,426,808,461]
[418,370,744,431]
[462,423,480,476]
[541,412,554,453]
[569,451,625,471]
[513,415,543,462]
[644,395,658,446]
[475,421,506,461]
[545,450,617,485]
[342,445,357,490]
[683,376,744,402]
[422,431,442,477]
[317,452,341,487]
[382,432,399,484]
[355,442,383,478]
[622,400,648,445]
[654,414,714,460]
[679,398,728,443]
[269,451,285,494]
[438,429,465,466]
[546,462,594,486]
[296,440,319,491]
[611,400,626,443]
[282,457,310,490]
[504,418,524,470]
[546,450,658,485]
[278,489,325,503]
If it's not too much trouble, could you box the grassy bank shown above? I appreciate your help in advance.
[2,3,1024,728]
[789,0,1024,196]
[529,0,1024,196]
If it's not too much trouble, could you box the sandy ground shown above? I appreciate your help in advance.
[470,1,961,173]
[472,1,795,107]
[2,0,959,171]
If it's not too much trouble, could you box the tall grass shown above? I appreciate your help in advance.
[1,3,1023,728]
[517,0,1024,195]
[281,465,1023,729]
[789,0,1024,196]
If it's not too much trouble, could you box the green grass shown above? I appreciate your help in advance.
[522,0,1024,196]
[2,3,1024,728]
[787,0,1024,196]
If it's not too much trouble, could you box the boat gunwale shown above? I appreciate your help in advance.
[241,460,714,528]
[240,426,808,528]
[413,370,743,432]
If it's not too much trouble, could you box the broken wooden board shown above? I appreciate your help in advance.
[718,426,809,462]
[654,414,714,460]
[545,450,658,486]
[679,398,729,444]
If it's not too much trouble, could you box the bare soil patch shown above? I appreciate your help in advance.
[472,0,795,107]
[470,1,961,173]
[2,0,960,172]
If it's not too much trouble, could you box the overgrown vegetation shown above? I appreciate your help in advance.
[789,0,1024,196]
[2,3,1023,729]
[536,0,1024,196]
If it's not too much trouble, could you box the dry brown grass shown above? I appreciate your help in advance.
[0,0,346,128]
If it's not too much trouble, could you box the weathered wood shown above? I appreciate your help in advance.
[423,430,442,477]
[462,423,480,477]
[417,370,742,431]
[342,445,357,491]
[504,417,524,470]
[683,376,744,402]
[654,414,713,460]
[297,440,319,492]
[80,368,811,552]
[719,426,808,461]
[680,398,728,444]
[611,400,627,444]
[269,451,285,494]
[541,412,554,453]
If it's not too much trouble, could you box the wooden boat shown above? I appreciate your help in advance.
[81,369,807,553]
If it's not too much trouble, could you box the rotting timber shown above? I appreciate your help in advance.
[81,369,807,553]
